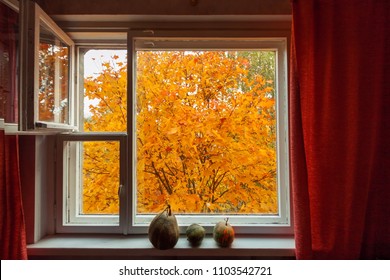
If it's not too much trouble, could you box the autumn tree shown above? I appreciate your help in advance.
[38,41,69,123]
[136,51,277,214]
[236,51,276,96]
[82,50,278,215]
[82,54,127,214]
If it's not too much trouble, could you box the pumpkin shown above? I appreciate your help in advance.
[186,223,205,246]
[213,218,235,247]
[148,205,179,250]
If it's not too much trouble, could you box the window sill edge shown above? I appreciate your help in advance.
[27,234,295,259]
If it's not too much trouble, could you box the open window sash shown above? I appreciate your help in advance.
[19,1,76,131]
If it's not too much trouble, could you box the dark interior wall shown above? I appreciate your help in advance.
[35,0,291,16]
[19,136,36,244]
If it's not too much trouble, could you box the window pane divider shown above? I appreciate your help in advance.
[58,132,127,141]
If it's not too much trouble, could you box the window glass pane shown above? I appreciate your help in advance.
[0,2,18,123]
[38,22,69,123]
[135,49,278,215]
[64,140,120,222]
[81,140,120,215]
[83,49,127,132]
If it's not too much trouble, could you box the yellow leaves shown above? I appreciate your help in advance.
[83,61,127,133]
[260,97,275,109]
[167,193,203,213]
[167,127,179,135]
[82,141,120,214]
[83,50,278,215]
[135,50,278,215]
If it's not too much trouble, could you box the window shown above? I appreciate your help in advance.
[56,47,128,233]
[21,3,290,235]
[129,31,290,234]
[20,2,75,130]
[57,29,290,235]
[57,133,127,233]
[37,22,71,126]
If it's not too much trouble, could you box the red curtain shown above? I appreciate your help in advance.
[290,0,390,259]
[0,130,27,260]
[0,2,27,260]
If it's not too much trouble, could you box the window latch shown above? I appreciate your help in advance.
[144,42,155,47]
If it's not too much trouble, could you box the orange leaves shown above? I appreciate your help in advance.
[83,56,127,133]
[83,49,278,215]
[167,193,203,213]
[167,127,179,135]
[38,43,69,123]
[135,50,278,214]
[82,141,121,214]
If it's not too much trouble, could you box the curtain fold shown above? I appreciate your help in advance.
[0,129,27,260]
[1,2,27,260]
[290,0,390,259]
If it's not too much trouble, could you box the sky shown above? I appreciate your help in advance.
[83,49,127,78]
[83,49,127,118]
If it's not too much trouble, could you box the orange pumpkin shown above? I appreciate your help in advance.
[213,218,235,247]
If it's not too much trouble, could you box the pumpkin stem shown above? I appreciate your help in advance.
[166,204,172,216]
[225,217,229,225]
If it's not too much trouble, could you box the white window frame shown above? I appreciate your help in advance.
[19,1,76,131]
[128,30,291,235]
[49,27,291,235]
[56,132,128,234]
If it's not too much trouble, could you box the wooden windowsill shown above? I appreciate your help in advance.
[27,234,295,259]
